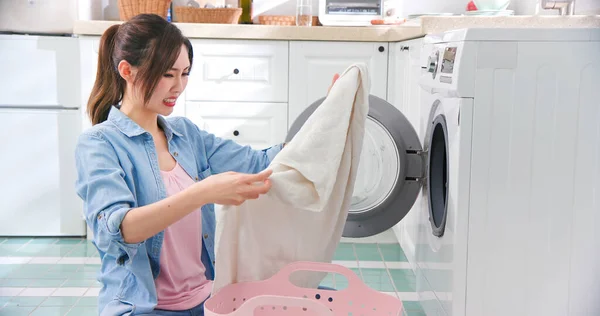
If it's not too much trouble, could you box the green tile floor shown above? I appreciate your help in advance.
[0,237,425,316]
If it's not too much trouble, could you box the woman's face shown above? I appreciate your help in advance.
[145,44,190,116]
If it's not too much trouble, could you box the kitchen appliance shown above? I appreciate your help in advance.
[318,0,469,26]
[0,34,85,236]
[0,0,118,35]
[400,28,600,316]
[318,0,385,26]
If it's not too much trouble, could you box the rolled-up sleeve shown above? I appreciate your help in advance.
[186,118,284,174]
[74,132,141,265]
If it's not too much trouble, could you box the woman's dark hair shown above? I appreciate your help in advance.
[88,14,193,125]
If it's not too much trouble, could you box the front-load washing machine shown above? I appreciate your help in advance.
[406,28,600,316]
[286,27,600,316]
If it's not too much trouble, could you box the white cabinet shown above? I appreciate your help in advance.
[288,41,389,127]
[186,39,288,103]
[186,101,288,149]
[388,38,425,267]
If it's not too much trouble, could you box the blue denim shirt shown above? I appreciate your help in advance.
[74,106,283,315]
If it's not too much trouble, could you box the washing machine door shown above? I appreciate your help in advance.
[285,94,424,238]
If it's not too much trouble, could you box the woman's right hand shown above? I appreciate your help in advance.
[196,169,273,206]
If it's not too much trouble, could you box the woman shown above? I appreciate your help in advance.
[75,13,338,316]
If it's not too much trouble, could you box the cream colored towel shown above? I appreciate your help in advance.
[212,63,370,294]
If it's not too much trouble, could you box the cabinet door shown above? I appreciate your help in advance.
[387,39,423,131]
[288,41,389,127]
[186,39,288,103]
[186,101,288,150]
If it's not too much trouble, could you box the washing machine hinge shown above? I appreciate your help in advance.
[405,149,428,182]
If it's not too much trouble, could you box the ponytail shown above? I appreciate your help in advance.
[87,24,124,125]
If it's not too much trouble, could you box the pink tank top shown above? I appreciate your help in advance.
[155,162,212,310]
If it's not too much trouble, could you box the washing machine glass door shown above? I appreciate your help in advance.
[286,95,425,238]
[423,99,454,238]
[351,117,400,213]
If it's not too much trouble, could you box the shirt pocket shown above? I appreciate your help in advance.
[197,166,212,181]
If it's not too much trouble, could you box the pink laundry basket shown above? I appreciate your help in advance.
[204,261,403,316]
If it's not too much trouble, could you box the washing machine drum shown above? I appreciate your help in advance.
[285,95,424,238]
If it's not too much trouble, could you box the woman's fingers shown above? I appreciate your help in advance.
[332,73,340,83]
[243,169,273,183]
[327,73,340,94]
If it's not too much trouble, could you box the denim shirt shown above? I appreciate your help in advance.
[74,106,282,315]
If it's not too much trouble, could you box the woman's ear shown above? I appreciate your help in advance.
[117,60,136,83]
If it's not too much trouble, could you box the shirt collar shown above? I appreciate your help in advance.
[107,106,183,140]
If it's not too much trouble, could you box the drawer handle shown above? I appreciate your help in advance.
[233,68,240,75]
[233,130,240,136]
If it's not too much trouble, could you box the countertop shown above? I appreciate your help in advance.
[73,15,600,42]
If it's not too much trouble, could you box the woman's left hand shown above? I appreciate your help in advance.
[328,73,340,95]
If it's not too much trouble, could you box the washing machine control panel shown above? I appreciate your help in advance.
[427,50,440,78]
[419,39,472,96]
[440,47,457,75]
[424,46,458,83]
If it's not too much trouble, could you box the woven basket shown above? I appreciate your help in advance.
[118,0,172,20]
[258,15,295,25]
[258,15,320,26]
[174,6,242,24]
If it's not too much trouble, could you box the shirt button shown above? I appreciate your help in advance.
[97,214,102,220]
[195,177,199,181]
[203,234,208,239]
[212,260,215,265]
[173,152,178,157]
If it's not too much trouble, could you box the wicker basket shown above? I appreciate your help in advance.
[258,15,295,25]
[118,0,172,20]
[258,15,320,26]
[174,6,242,24]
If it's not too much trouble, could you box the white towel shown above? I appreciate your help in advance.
[211,63,370,294]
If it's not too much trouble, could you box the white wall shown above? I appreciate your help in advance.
[513,0,600,15]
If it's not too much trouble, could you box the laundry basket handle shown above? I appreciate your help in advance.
[272,261,365,288]
[229,294,333,316]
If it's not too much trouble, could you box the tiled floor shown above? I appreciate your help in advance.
[0,236,425,316]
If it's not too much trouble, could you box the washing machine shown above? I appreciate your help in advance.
[407,27,600,316]
[287,27,600,316]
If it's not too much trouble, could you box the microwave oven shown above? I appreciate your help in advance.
[318,0,392,26]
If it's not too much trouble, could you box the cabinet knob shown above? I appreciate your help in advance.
[378,46,385,52]
[233,130,240,136]
[233,68,240,74]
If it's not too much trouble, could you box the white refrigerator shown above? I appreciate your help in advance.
[0,34,86,236]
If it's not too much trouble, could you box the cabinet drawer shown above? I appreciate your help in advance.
[186,101,287,149]
[186,40,288,103]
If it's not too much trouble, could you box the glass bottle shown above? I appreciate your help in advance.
[239,0,253,23]
[296,0,313,26]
